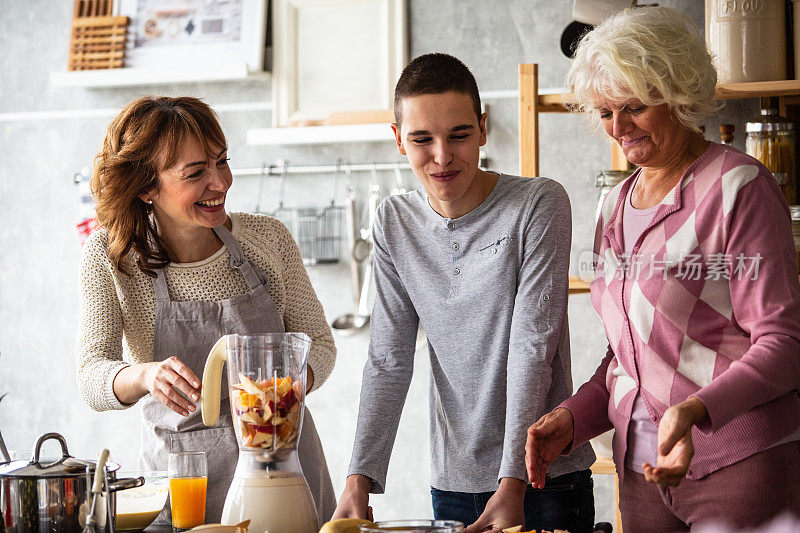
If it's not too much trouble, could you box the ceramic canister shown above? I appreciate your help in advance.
[705,0,786,84]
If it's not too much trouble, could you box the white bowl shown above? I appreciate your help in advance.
[115,471,169,532]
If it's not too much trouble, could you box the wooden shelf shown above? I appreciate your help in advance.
[569,276,591,294]
[715,79,800,99]
[537,91,573,113]
[534,79,800,114]
[50,64,268,88]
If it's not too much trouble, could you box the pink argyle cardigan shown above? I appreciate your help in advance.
[562,142,800,481]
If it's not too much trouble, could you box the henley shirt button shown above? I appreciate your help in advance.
[447,222,456,230]
[452,243,459,250]
[453,268,461,275]
[492,248,497,254]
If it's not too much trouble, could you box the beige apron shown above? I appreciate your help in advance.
[139,224,335,525]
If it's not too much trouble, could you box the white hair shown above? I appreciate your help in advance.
[567,7,719,133]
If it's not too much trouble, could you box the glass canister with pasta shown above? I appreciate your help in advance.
[746,103,796,205]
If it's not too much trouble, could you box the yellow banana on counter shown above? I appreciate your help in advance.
[319,518,375,533]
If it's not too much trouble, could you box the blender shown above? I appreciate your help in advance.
[201,333,318,533]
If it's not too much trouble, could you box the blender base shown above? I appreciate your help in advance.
[221,476,318,533]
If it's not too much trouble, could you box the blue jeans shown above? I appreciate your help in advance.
[431,469,594,533]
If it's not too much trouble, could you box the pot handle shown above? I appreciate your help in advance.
[32,432,70,463]
[107,476,145,493]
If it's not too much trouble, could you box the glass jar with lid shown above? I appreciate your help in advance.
[745,104,796,205]
[596,169,635,223]
[791,205,800,274]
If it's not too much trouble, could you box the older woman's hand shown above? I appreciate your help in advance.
[643,397,708,486]
[525,407,574,488]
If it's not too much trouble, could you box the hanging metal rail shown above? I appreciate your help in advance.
[231,160,413,177]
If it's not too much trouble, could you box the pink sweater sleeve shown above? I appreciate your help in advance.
[560,345,615,453]
[693,171,800,433]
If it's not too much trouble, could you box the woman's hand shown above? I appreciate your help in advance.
[643,397,708,487]
[112,358,200,415]
[142,357,201,416]
[525,407,574,488]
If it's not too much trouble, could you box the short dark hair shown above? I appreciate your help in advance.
[394,53,482,125]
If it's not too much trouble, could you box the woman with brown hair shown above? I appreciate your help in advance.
[76,96,336,525]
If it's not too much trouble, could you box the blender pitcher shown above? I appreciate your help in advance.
[201,333,318,533]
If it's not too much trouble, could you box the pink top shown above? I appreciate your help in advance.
[562,142,800,481]
[621,177,660,473]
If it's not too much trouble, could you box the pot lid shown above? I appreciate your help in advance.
[0,432,120,479]
[0,456,94,478]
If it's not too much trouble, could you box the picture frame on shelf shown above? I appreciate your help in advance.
[116,0,268,73]
[272,0,407,127]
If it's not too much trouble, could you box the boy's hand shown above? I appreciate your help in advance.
[525,408,574,488]
[463,478,525,533]
[331,474,374,521]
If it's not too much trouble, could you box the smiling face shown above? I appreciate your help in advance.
[392,91,491,218]
[146,137,232,235]
[595,98,692,169]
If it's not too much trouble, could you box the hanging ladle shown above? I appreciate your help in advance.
[331,166,368,334]
[331,165,380,335]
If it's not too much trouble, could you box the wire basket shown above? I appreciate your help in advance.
[259,161,344,266]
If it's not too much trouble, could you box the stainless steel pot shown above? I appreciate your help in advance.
[0,432,143,532]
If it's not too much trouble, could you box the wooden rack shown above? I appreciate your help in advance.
[68,0,129,71]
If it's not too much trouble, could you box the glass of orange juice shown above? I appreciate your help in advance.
[168,451,207,532]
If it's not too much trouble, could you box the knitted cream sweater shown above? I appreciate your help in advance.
[76,212,336,411]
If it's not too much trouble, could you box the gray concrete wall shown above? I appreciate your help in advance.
[0,0,760,526]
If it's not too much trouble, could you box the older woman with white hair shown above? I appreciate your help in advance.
[525,7,800,531]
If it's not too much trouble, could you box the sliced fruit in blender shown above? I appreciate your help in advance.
[231,375,302,449]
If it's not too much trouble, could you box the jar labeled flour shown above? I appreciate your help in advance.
[704,0,786,84]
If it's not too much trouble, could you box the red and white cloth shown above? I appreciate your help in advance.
[77,217,99,245]
[562,142,800,481]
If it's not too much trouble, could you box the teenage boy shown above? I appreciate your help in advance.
[332,53,595,533]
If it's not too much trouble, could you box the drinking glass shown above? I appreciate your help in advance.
[359,520,464,533]
[168,451,207,531]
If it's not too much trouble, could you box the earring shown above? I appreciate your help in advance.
[146,199,153,204]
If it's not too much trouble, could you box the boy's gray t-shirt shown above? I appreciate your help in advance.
[348,173,595,493]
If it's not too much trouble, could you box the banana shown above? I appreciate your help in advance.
[319,518,375,533]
